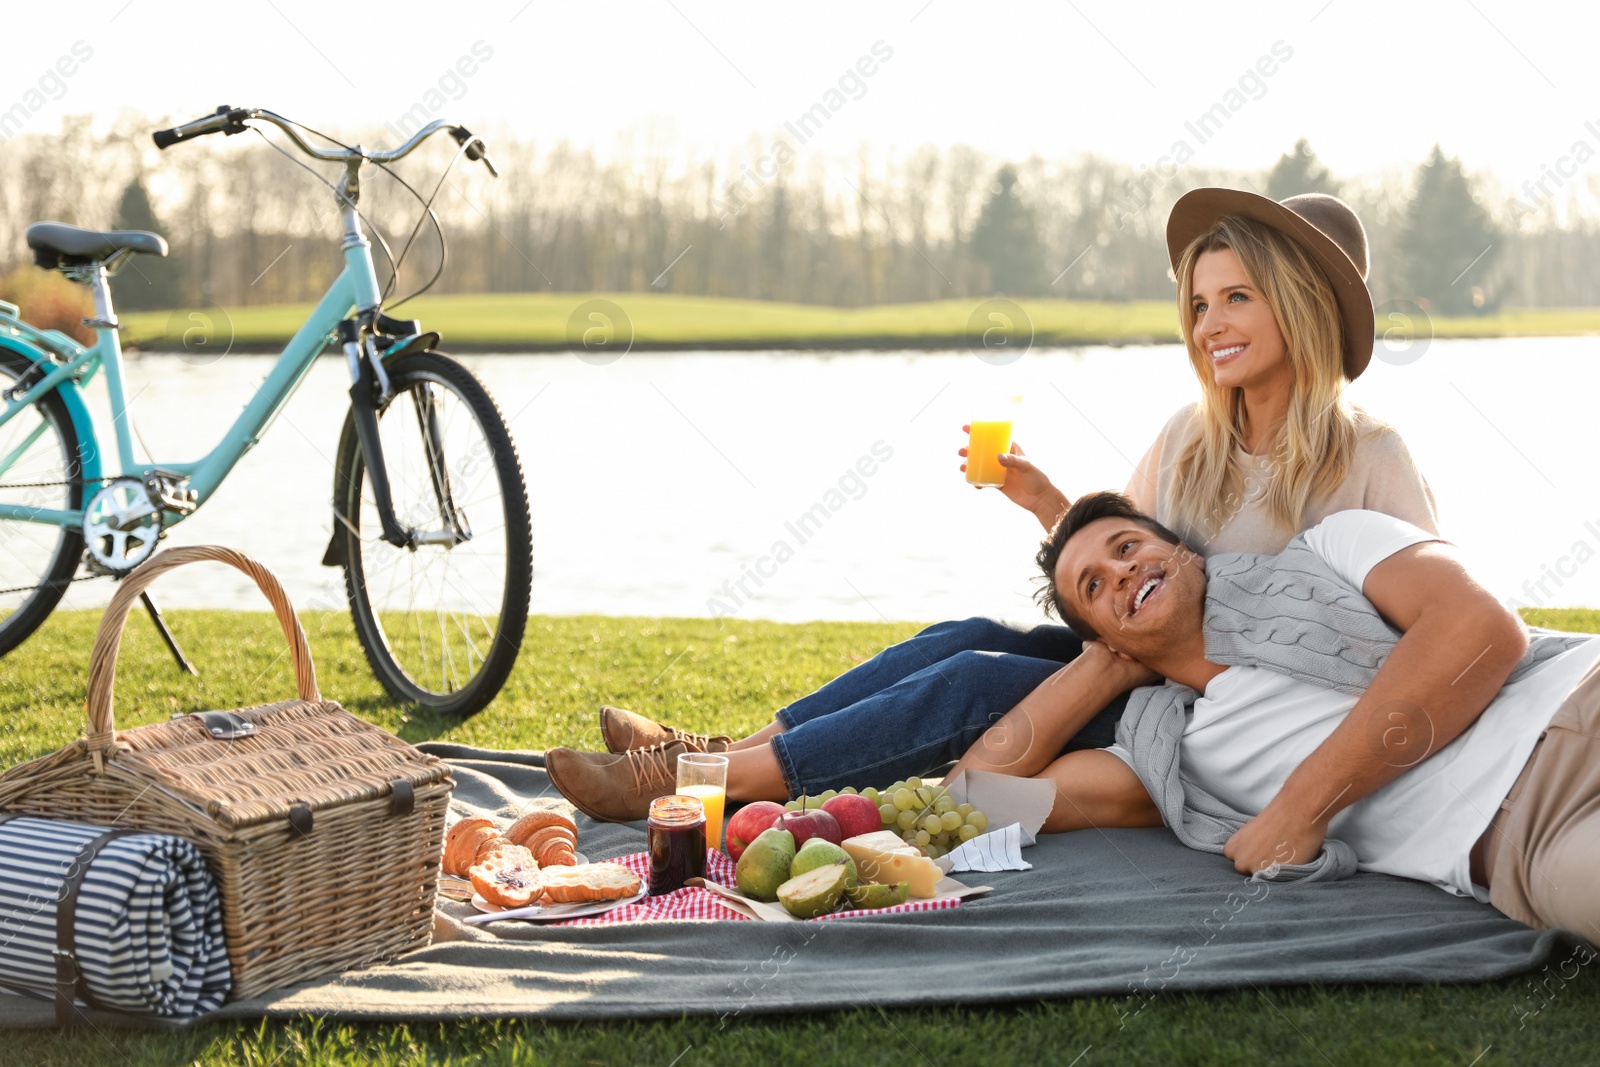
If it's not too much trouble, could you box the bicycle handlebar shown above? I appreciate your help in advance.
[151,105,499,177]
[448,125,500,178]
[152,105,250,149]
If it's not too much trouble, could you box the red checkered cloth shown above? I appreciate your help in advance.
[555,849,960,925]
[556,849,746,925]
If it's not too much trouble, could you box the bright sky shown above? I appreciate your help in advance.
[3,0,1596,205]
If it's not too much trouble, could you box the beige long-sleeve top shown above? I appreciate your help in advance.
[1123,404,1440,556]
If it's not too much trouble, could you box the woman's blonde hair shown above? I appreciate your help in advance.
[1165,215,1361,543]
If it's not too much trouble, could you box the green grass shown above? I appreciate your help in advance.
[1,608,1597,1065]
[122,293,1179,351]
[1427,307,1600,339]
[119,292,1600,352]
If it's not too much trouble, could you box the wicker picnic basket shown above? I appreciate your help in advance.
[0,545,455,1000]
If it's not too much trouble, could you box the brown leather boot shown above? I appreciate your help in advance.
[599,705,732,755]
[546,740,690,823]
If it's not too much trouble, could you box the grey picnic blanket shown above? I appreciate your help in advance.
[0,743,1587,1029]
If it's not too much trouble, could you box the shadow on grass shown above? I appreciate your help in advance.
[386,704,488,747]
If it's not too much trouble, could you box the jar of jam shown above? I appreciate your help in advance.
[647,794,706,896]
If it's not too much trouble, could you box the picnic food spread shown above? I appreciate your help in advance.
[445,772,1008,928]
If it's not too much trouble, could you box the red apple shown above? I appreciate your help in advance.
[724,801,786,861]
[822,793,882,840]
[776,807,842,848]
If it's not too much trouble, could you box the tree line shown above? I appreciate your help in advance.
[1,114,1595,323]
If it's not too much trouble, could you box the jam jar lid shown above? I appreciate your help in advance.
[648,794,706,827]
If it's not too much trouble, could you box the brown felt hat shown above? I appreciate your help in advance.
[1166,188,1375,380]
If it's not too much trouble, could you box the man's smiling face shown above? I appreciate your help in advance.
[1054,516,1207,660]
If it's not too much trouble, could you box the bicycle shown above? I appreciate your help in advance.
[0,105,532,718]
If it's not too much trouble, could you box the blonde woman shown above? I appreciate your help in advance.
[988,190,1434,556]
[947,188,1439,797]
[549,190,1441,822]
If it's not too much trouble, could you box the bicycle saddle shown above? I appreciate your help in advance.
[26,221,169,269]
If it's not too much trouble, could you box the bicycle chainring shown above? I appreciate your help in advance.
[82,477,164,575]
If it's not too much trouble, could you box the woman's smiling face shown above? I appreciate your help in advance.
[1190,246,1291,396]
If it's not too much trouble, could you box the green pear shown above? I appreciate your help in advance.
[735,827,796,902]
[845,881,910,909]
[789,836,858,887]
[777,863,850,919]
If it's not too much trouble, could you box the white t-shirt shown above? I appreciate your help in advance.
[1106,509,1600,900]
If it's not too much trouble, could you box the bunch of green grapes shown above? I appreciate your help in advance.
[859,777,990,859]
[783,787,850,812]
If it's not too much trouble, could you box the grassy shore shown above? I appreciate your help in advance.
[2,607,1597,1065]
[119,292,1600,352]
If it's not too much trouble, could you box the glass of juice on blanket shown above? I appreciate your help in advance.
[965,421,1012,488]
[676,752,728,851]
[647,794,707,895]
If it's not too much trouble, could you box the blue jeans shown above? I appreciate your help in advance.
[767,616,1126,797]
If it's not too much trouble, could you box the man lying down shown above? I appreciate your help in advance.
[1015,490,1600,936]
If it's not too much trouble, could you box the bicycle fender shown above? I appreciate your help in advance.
[0,337,104,485]
[378,331,440,362]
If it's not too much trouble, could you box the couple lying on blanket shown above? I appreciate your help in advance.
[549,493,1600,938]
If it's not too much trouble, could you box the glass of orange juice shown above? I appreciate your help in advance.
[676,753,729,851]
[966,420,1013,487]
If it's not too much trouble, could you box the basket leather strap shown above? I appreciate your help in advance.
[389,780,415,817]
[53,828,140,1028]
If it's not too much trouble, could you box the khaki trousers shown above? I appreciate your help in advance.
[1482,656,1600,940]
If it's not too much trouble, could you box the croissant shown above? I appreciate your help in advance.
[507,810,580,867]
[523,825,578,867]
[539,862,641,903]
[506,810,577,845]
[443,818,499,877]
[469,844,542,909]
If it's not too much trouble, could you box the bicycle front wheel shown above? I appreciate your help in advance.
[0,347,85,656]
[332,351,532,716]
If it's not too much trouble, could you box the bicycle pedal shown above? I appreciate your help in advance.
[144,469,198,514]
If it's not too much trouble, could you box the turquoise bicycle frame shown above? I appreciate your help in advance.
[0,220,389,531]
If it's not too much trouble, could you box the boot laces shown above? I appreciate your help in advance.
[671,726,719,749]
[626,743,678,798]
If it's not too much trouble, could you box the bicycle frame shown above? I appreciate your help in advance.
[0,198,384,531]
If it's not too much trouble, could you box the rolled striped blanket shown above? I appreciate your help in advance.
[0,816,230,1021]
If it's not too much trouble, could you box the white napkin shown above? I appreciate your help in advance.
[936,821,1034,873]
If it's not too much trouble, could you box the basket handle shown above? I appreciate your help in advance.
[86,545,321,752]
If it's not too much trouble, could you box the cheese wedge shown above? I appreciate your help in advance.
[841,831,942,898]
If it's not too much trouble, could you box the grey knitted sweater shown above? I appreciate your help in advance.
[1114,534,1585,883]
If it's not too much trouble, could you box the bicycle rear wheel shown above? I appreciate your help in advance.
[0,348,86,656]
[331,351,531,717]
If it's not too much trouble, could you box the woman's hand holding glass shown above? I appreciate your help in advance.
[959,425,1070,531]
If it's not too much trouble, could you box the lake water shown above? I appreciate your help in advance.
[47,336,1600,623]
